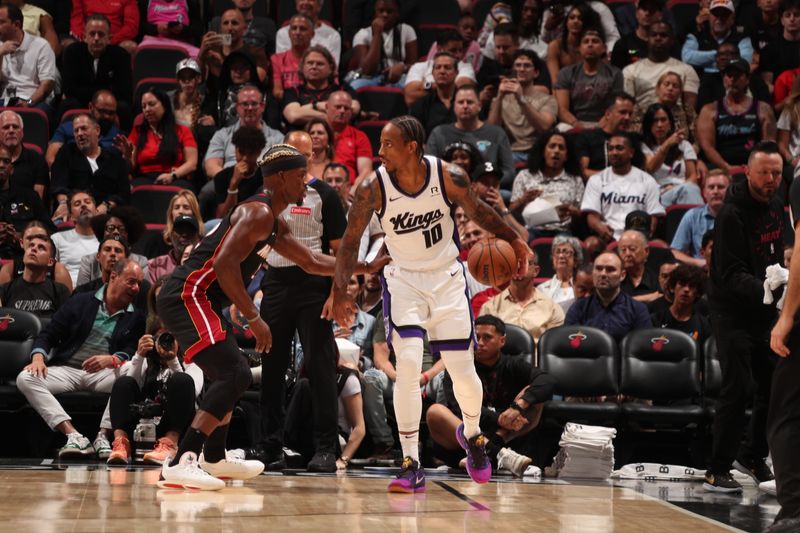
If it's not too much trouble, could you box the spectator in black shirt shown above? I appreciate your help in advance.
[619,229,661,303]
[426,315,556,477]
[51,114,129,216]
[282,45,360,129]
[213,126,266,218]
[612,0,666,69]
[651,263,710,342]
[409,52,457,136]
[745,0,783,53]
[209,0,277,54]
[59,14,133,130]
[0,110,48,198]
[0,145,52,258]
[0,234,70,318]
[576,92,636,179]
[760,0,800,91]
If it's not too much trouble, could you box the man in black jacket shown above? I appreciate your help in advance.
[426,315,555,478]
[15,259,145,459]
[59,14,132,130]
[704,140,784,493]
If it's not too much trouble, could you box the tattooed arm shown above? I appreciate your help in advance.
[329,173,383,327]
[443,162,532,276]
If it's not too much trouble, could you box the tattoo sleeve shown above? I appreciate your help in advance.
[333,174,381,294]
[447,163,519,243]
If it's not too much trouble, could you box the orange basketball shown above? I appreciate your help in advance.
[467,238,517,287]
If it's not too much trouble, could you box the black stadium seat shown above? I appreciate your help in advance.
[538,325,621,423]
[501,323,535,366]
[133,77,178,115]
[0,308,41,411]
[357,120,387,157]
[131,185,182,225]
[133,45,188,87]
[415,24,457,57]
[356,87,407,120]
[619,328,704,425]
[664,204,701,244]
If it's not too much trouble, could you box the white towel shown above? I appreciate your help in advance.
[763,264,789,308]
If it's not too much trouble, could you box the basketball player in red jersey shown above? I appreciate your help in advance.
[330,116,532,493]
[156,144,387,490]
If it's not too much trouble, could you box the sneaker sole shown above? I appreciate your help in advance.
[156,479,224,491]
[106,457,129,466]
[201,465,265,480]
[143,456,169,466]
[58,450,95,458]
[387,484,426,494]
[702,482,743,493]
[455,424,491,484]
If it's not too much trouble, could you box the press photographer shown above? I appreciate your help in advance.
[98,282,203,465]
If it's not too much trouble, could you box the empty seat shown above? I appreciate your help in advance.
[538,325,621,423]
[356,87,407,120]
[0,308,41,382]
[619,328,704,424]
[131,185,182,225]
[133,45,188,87]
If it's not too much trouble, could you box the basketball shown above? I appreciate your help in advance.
[467,238,517,287]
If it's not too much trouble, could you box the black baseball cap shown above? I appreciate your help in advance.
[173,215,199,233]
[625,210,651,238]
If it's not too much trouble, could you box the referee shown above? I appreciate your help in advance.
[257,130,347,472]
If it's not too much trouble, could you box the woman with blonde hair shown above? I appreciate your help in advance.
[163,190,205,246]
[632,71,696,141]
[778,75,800,176]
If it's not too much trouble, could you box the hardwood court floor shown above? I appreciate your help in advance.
[0,467,744,533]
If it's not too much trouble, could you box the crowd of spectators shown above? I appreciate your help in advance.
[0,0,796,484]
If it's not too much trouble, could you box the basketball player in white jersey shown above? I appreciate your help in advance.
[329,116,532,492]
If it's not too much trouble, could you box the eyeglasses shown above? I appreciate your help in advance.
[554,249,575,257]
[237,101,262,108]
[105,224,127,233]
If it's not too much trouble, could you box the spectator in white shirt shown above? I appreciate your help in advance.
[275,0,340,64]
[404,29,475,107]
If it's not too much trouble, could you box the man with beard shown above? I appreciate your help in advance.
[51,114,129,214]
[581,132,664,240]
[46,90,122,167]
[704,140,783,493]
[51,191,99,286]
[0,110,48,198]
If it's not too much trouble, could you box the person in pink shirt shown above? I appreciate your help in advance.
[69,0,139,55]
[271,14,314,101]
[147,214,199,284]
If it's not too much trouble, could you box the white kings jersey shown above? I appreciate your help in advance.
[375,156,460,271]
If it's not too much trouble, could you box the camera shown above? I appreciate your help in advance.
[156,331,175,351]
[130,398,163,418]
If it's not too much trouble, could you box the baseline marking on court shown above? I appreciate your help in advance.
[434,481,491,511]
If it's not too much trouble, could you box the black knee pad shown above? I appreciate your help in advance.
[232,356,253,397]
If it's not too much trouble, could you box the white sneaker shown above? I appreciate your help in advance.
[497,447,533,478]
[59,433,94,458]
[93,433,112,460]
[759,479,777,496]
[158,452,226,491]
[200,451,265,480]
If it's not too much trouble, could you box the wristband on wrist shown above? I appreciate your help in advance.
[421,372,429,385]
[510,400,526,413]
[227,188,239,195]
[245,313,260,323]
[499,209,510,216]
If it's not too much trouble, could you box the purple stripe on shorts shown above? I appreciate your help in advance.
[396,325,426,339]
[430,339,472,352]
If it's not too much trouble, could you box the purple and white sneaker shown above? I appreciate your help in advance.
[387,457,426,493]
[456,424,492,484]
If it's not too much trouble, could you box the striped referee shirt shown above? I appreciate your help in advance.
[268,178,347,268]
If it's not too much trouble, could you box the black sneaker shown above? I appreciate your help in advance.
[766,517,800,533]
[733,456,775,483]
[307,451,337,473]
[703,471,743,493]
[264,449,287,471]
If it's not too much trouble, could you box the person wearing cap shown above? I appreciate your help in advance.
[623,21,699,111]
[51,113,129,214]
[60,14,132,129]
[488,48,557,162]
[153,143,385,489]
[759,0,800,91]
[682,0,753,75]
[146,215,200,285]
[472,161,528,240]
[696,42,771,109]
[169,59,214,131]
[697,55,776,173]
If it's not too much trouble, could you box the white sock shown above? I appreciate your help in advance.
[392,334,423,461]
[440,348,483,438]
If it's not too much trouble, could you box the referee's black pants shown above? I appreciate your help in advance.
[768,325,800,521]
[709,313,776,474]
[259,266,338,455]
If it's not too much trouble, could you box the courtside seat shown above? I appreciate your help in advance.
[502,323,535,366]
